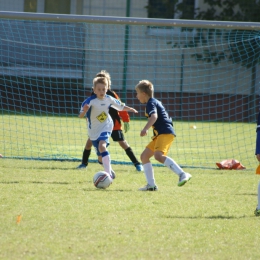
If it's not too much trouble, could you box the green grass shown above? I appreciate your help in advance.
[0,115,257,168]
[1,158,260,259]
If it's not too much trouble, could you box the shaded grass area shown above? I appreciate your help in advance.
[1,159,260,259]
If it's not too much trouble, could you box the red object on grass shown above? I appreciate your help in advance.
[216,159,246,170]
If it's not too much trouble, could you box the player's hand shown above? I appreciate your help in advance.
[129,107,138,113]
[256,154,260,162]
[140,129,148,136]
[124,122,130,133]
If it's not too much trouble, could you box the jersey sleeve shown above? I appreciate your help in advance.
[256,131,260,155]
[118,110,130,122]
[110,96,125,111]
[79,96,93,114]
[79,99,88,113]
[257,111,260,132]
[256,112,260,155]
[146,101,157,117]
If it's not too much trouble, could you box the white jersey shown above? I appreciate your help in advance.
[80,94,125,140]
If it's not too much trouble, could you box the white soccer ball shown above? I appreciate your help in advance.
[93,171,112,189]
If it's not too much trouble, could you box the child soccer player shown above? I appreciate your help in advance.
[79,76,137,179]
[77,70,143,171]
[254,111,260,216]
[135,80,192,191]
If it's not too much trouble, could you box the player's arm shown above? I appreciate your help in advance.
[140,113,158,137]
[110,99,138,113]
[78,104,90,118]
[110,97,138,114]
[122,105,138,113]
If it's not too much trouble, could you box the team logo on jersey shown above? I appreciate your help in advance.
[96,111,107,122]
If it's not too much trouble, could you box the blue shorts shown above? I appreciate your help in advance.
[92,132,111,156]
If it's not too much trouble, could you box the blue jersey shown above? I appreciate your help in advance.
[145,98,175,137]
[256,111,260,155]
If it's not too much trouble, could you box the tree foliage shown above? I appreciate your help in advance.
[175,0,260,69]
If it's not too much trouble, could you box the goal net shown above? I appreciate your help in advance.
[0,12,259,169]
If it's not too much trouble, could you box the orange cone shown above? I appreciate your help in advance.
[16,215,22,224]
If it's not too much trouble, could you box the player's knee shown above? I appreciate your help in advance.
[140,152,147,163]
[119,140,128,149]
[85,139,92,149]
[154,152,164,162]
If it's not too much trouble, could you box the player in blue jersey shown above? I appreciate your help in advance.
[135,80,192,191]
[79,76,138,179]
[254,111,260,216]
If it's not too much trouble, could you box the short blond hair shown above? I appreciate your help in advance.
[93,76,109,88]
[135,80,154,98]
[95,70,111,89]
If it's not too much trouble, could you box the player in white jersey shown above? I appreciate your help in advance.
[80,94,124,140]
[79,76,138,179]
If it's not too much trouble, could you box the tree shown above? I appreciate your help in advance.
[174,0,260,121]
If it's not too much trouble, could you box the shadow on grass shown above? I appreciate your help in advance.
[0,181,71,185]
[82,188,133,192]
[2,166,77,170]
[31,181,70,184]
[235,193,256,196]
[0,182,132,190]
[163,215,247,219]
[0,181,20,184]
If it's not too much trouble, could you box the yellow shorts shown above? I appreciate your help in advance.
[146,134,175,155]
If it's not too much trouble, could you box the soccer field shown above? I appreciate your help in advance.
[0,158,260,259]
[1,9,260,259]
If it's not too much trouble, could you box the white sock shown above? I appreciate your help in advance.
[143,162,156,186]
[101,152,111,176]
[98,160,114,173]
[257,181,260,209]
[164,157,183,176]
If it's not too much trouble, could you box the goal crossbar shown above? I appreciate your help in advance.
[0,11,260,30]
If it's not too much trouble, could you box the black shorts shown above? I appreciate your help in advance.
[111,130,125,142]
